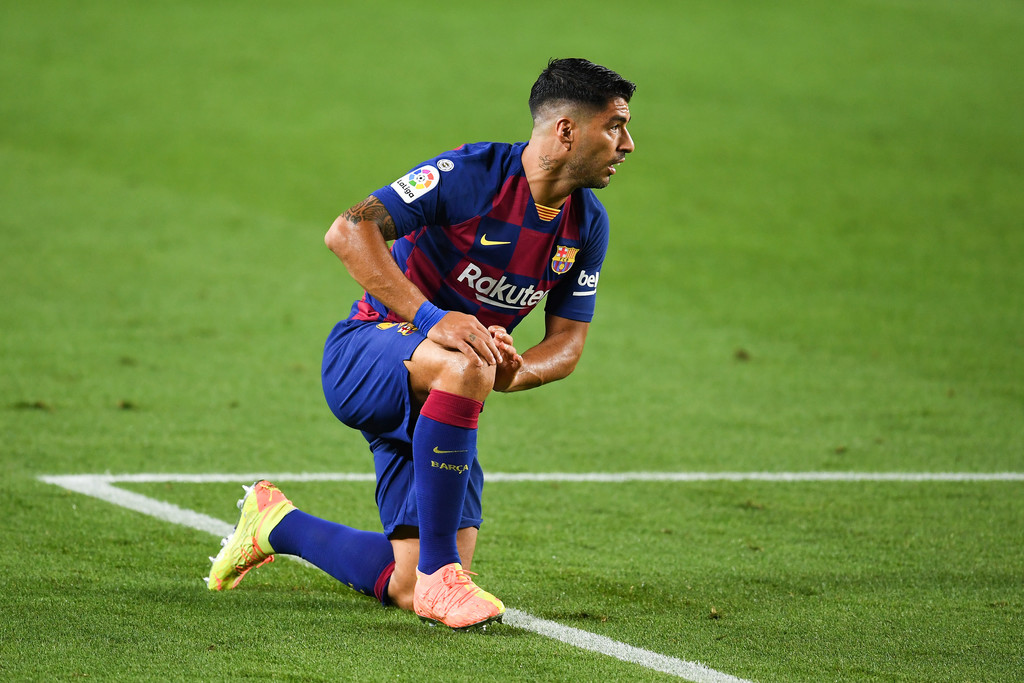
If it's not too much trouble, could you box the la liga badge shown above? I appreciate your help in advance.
[390,165,439,204]
[550,245,579,274]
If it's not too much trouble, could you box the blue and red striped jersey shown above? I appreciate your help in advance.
[349,141,610,332]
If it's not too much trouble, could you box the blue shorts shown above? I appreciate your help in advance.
[322,319,426,443]
[321,319,485,536]
[367,435,484,538]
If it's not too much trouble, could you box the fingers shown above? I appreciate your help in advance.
[488,325,520,365]
[503,351,524,370]
[466,327,501,366]
[494,341,522,365]
[489,326,524,392]
[433,313,500,366]
[488,325,513,350]
[487,325,510,342]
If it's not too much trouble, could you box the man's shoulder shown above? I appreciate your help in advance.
[434,141,523,175]
[429,142,525,214]
[377,142,521,215]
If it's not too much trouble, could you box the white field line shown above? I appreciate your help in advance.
[502,609,748,682]
[42,470,1024,485]
[37,470,1024,681]
[41,474,235,537]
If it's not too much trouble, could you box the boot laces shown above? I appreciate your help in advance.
[436,566,483,611]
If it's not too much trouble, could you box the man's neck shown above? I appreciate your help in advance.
[521,141,573,209]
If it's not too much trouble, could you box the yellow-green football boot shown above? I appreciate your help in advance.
[206,480,295,590]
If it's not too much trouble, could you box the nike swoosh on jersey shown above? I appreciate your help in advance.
[433,446,469,454]
[480,235,511,246]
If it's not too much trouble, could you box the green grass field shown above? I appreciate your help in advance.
[3,1,1023,680]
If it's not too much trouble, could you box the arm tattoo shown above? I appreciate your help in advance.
[343,196,398,241]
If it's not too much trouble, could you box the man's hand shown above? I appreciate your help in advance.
[427,312,502,366]
[489,325,524,391]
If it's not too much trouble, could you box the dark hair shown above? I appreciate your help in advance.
[528,58,636,120]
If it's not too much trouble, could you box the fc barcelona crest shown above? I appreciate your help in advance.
[550,245,579,274]
[376,321,418,336]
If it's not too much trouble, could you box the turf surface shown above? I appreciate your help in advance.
[2,0,1022,680]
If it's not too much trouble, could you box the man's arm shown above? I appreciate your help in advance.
[495,314,589,392]
[324,196,500,365]
[325,196,412,315]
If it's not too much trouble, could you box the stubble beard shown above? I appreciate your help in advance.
[565,152,611,190]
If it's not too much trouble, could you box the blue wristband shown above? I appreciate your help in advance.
[413,301,447,335]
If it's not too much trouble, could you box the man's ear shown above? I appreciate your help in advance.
[556,117,575,150]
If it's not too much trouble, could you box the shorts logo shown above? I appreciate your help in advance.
[550,245,579,274]
[376,321,418,335]
[437,159,455,172]
[390,165,439,204]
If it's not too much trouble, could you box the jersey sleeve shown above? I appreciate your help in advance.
[544,210,610,322]
[369,159,445,237]
[369,148,492,238]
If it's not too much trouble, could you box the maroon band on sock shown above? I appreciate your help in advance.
[374,560,396,605]
[419,390,484,430]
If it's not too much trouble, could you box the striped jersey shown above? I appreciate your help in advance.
[349,141,610,332]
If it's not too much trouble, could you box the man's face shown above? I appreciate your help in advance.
[565,96,635,190]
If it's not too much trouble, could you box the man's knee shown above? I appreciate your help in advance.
[437,351,495,396]
[388,570,416,611]
[408,342,496,402]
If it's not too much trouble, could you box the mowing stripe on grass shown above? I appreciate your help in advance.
[39,472,754,683]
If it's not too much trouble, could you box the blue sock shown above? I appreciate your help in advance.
[413,390,483,575]
[268,510,396,604]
